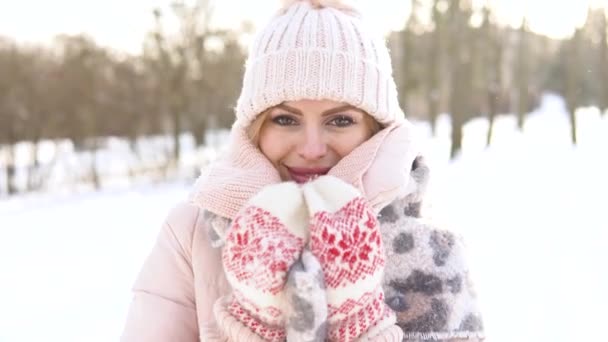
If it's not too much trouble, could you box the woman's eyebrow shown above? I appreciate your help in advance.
[275,104,302,115]
[321,105,358,116]
[275,104,360,116]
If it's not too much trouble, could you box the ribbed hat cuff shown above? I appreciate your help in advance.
[235,48,403,127]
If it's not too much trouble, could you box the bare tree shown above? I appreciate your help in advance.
[144,0,221,171]
[54,35,118,188]
[447,0,474,159]
[0,42,21,194]
[172,0,216,146]
[481,3,504,147]
[396,0,427,115]
[199,29,246,130]
[0,42,38,194]
[146,8,187,169]
[426,0,447,136]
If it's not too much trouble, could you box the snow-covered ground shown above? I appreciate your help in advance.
[0,130,231,195]
[1,94,607,342]
[425,95,608,342]
[0,182,191,342]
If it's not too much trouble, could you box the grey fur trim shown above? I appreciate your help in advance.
[403,331,485,340]
[405,155,430,206]
[202,209,231,248]
[285,250,328,342]
[380,201,484,339]
[376,154,430,221]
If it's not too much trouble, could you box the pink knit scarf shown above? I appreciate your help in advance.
[189,120,423,219]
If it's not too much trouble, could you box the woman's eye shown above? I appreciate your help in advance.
[272,115,298,126]
[329,115,355,127]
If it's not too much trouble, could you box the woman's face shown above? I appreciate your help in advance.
[257,99,377,184]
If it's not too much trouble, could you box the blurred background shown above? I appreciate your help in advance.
[0,1,607,341]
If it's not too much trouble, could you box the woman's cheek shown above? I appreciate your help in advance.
[260,131,288,161]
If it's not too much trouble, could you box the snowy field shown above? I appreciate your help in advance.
[1,94,607,342]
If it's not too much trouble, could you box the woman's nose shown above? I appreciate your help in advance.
[297,127,327,160]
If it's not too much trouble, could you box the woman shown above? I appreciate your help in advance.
[121,0,484,341]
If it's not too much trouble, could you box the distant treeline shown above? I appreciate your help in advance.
[1,0,607,194]
[390,0,608,156]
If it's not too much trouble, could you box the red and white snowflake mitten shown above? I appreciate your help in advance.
[303,176,396,342]
[221,182,309,341]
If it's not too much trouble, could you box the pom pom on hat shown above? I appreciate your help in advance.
[279,0,360,13]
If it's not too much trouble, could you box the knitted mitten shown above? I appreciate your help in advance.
[303,176,396,342]
[222,182,309,341]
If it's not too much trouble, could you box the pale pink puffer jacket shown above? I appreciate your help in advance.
[121,201,227,341]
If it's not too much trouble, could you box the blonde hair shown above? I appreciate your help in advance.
[247,109,272,146]
[246,107,382,147]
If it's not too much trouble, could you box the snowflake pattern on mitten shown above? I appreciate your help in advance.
[224,206,304,295]
[222,182,308,341]
[310,197,384,288]
[305,178,395,342]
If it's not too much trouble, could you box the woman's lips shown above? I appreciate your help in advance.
[286,166,331,184]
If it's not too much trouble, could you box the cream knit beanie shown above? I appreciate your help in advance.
[235,0,405,127]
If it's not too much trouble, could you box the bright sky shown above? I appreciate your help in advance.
[0,0,606,54]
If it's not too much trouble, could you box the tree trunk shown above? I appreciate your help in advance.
[568,108,578,144]
[27,117,44,191]
[127,136,138,182]
[486,89,498,147]
[600,11,608,114]
[450,117,464,159]
[450,58,470,159]
[91,138,101,190]
[447,0,474,159]
[7,145,17,195]
[172,105,182,167]
[428,93,439,136]
[428,6,443,136]
[27,141,40,192]
[486,16,503,148]
[566,30,581,145]
[516,20,529,131]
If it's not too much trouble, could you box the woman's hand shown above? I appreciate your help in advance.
[303,176,396,341]
[221,182,308,341]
